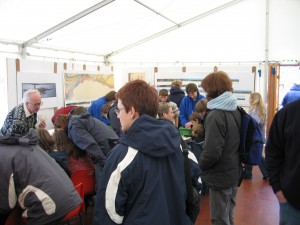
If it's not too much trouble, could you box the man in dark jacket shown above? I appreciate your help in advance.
[169,80,185,108]
[0,129,81,225]
[266,99,300,224]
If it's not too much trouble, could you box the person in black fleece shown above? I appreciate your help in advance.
[266,99,300,224]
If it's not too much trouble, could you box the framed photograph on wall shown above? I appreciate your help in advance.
[22,83,56,98]
[128,72,145,82]
[17,72,60,108]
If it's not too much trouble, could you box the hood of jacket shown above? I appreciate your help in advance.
[170,86,185,95]
[290,84,300,91]
[119,114,180,158]
[207,91,237,111]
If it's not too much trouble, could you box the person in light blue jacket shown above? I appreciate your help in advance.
[179,83,205,128]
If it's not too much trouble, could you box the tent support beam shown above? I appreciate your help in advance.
[106,0,242,58]
[21,0,116,48]
[133,0,178,25]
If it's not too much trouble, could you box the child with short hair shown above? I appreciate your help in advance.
[189,112,202,127]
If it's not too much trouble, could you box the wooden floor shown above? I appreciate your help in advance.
[75,167,279,225]
[195,166,279,225]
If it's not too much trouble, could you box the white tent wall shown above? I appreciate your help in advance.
[2,57,264,129]
[0,0,299,127]
[3,58,115,129]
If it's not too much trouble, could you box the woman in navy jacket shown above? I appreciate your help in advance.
[93,80,193,225]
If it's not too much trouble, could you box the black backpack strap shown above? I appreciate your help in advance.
[181,137,193,205]
[181,137,199,222]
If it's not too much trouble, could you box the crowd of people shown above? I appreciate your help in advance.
[1,71,300,225]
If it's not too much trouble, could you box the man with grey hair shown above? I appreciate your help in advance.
[0,89,45,136]
[157,103,175,124]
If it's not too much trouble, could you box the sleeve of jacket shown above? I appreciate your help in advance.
[93,147,134,225]
[265,111,285,194]
[88,102,102,121]
[179,97,189,127]
[68,120,106,165]
[199,111,226,170]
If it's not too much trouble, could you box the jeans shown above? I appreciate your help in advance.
[209,186,238,225]
[279,201,300,225]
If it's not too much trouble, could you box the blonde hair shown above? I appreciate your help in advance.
[171,80,182,88]
[249,92,266,123]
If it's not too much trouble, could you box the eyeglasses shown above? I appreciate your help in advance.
[115,107,125,115]
[29,101,43,107]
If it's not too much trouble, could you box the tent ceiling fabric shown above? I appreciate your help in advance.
[0,0,299,63]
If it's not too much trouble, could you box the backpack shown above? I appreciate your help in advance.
[180,137,200,223]
[232,106,263,165]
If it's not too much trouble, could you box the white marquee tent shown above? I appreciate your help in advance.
[0,0,299,64]
[0,0,299,125]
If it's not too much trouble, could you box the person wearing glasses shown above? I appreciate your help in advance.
[0,89,45,136]
[93,80,193,225]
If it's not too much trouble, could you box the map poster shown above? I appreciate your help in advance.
[64,72,114,106]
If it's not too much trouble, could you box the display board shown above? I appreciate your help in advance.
[17,72,59,108]
[63,72,114,107]
[155,69,255,107]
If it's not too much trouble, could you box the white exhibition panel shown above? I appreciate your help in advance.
[17,72,61,108]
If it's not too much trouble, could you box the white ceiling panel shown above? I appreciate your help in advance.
[0,0,102,41]
[0,0,299,63]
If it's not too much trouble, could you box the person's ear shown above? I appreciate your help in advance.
[130,107,138,119]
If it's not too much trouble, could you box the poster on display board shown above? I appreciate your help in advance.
[17,72,60,108]
[63,71,114,107]
[155,70,255,107]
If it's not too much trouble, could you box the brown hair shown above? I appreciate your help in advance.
[70,106,87,115]
[52,129,83,158]
[105,91,117,102]
[53,130,70,153]
[171,80,182,88]
[159,89,168,97]
[189,112,202,123]
[192,123,205,138]
[101,103,111,114]
[201,71,233,100]
[116,80,159,118]
[195,99,208,113]
[38,128,54,153]
[185,83,198,94]
[54,114,69,131]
